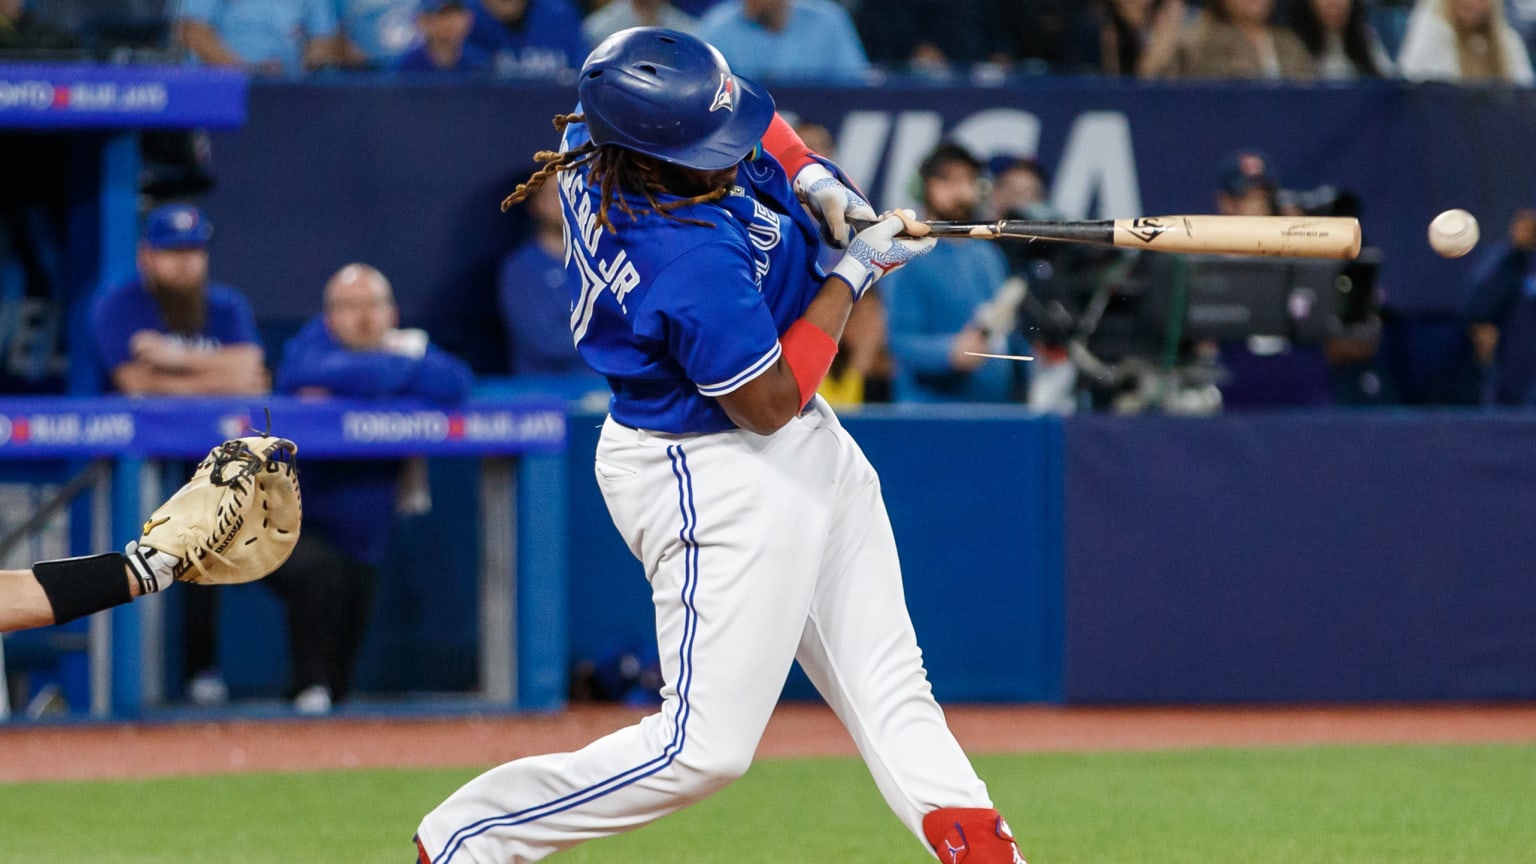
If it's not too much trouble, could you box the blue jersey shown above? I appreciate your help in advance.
[275,316,473,563]
[559,118,824,434]
[467,0,586,76]
[498,238,590,375]
[392,42,492,73]
[90,276,260,380]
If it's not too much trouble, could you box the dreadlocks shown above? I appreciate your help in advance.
[501,113,731,234]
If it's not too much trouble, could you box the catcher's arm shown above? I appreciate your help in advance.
[5,437,301,632]
[2,551,167,633]
[0,568,56,632]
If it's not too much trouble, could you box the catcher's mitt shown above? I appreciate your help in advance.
[134,436,302,586]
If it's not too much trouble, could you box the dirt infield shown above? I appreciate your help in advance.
[4,703,1536,783]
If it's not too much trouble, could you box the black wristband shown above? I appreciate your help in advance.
[32,552,133,626]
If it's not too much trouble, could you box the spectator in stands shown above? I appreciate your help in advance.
[696,0,869,81]
[984,155,1069,297]
[0,0,80,56]
[1091,0,1187,77]
[1175,0,1316,79]
[1397,0,1534,83]
[271,263,473,714]
[393,0,491,72]
[467,0,586,77]
[334,0,420,68]
[853,0,994,75]
[1463,207,1536,404]
[89,203,269,708]
[90,205,267,398]
[496,182,591,376]
[1289,0,1395,78]
[988,157,1056,224]
[583,0,698,49]
[1218,151,1283,217]
[177,0,339,75]
[1207,151,1337,409]
[882,142,1025,403]
[983,156,1084,413]
[979,0,1099,74]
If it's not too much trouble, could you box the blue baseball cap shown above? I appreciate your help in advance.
[142,204,213,250]
[418,0,465,12]
[1218,150,1279,198]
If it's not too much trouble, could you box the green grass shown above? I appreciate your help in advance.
[2,744,1533,863]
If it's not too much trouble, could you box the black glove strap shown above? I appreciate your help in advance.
[31,552,132,626]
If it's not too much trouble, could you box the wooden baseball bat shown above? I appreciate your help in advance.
[849,214,1362,260]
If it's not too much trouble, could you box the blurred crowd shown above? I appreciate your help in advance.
[4,0,1536,85]
[48,133,1524,427]
[3,2,1532,420]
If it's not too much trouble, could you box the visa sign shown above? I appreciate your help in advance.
[832,108,1141,220]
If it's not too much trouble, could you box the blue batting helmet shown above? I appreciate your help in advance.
[577,27,775,171]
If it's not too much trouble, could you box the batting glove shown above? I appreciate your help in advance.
[794,163,878,249]
[829,210,937,300]
[124,540,176,595]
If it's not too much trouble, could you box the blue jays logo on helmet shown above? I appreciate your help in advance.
[577,27,774,171]
[709,73,735,113]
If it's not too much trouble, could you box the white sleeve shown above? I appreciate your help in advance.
[1502,27,1536,85]
[1396,12,1462,82]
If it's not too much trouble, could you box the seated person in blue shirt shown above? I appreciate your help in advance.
[1208,151,1334,409]
[467,0,586,77]
[267,262,473,714]
[1464,207,1536,405]
[497,181,596,377]
[882,142,1026,403]
[91,203,269,708]
[394,0,491,72]
[697,0,870,81]
[178,0,339,75]
[91,204,269,397]
[335,0,421,68]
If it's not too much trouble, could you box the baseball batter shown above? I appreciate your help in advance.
[415,28,1028,864]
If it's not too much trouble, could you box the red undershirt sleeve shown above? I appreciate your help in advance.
[780,319,839,408]
[761,113,818,179]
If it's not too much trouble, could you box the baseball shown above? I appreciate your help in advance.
[1428,208,1480,258]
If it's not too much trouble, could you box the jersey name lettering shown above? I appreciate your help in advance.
[562,168,641,342]
[564,168,602,254]
[733,190,783,286]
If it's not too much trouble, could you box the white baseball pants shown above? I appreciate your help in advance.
[416,397,993,863]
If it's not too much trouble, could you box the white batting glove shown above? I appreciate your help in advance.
[829,210,937,300]
[124,539,176,594]
[794,163,878,249]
